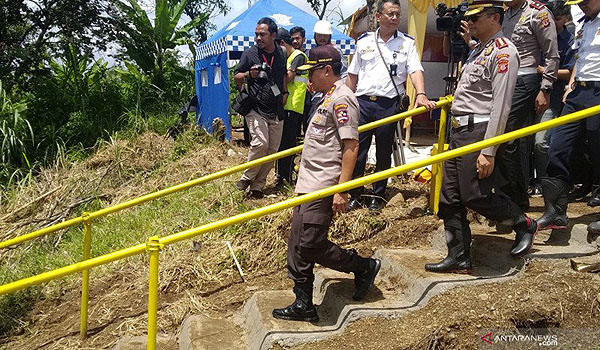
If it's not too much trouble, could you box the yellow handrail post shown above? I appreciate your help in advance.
[146,236,163,350]
[430,98,450,214]
[80,212,92,339]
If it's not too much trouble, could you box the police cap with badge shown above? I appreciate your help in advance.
[464,0,508,20]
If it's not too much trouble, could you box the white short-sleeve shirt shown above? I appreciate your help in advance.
[574,12,600,81]
[347,29,424,98]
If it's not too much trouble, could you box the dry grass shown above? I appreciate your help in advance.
[0,129,428,349]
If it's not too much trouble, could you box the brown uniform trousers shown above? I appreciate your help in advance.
[287,196,367,286]
[439,122,523,223]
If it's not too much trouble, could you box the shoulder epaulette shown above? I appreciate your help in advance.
[357,32,371,40]
[529,0,545,10]
[401,32,414,40]
[495,37,509,49]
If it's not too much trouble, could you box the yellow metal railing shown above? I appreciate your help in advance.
[0,96,451,341]
[0,97,453,250]
[0,104,598,349]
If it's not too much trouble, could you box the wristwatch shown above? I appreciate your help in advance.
[540,87,551,94]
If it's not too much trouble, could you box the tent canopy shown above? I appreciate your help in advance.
[196,0,355,60]
[194,0,355,140]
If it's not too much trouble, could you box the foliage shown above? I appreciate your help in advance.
[111,0,208,89]
[0,0,113,90]
[180,0,231,43]
[307,0,336,20]
[0,79,34,191]
[25,45,126,158]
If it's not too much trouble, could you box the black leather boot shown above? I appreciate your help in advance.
[538,177,570,231]
[272,284,319,322]
[353,258,381,301]
[425,217,472,274]
[510,215,539,257]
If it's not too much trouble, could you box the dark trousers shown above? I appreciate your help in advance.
[349,96,399,199]
[497,74,541,210]
[287,196,367,286]
[547,84,600,184]
[439,122,523,223]
[277,110,301,184]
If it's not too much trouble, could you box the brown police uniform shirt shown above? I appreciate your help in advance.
[295,79,360,194]
[502,0,559,91]
[451,31,520,157]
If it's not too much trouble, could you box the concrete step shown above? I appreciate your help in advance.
[173,223,599,350]
[179,314,246,350]
[113,334,177,350]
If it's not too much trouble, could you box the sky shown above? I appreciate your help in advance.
[100,0,365,64]
[212,0,365,31]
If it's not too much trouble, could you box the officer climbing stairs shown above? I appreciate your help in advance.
[115,221,597,350]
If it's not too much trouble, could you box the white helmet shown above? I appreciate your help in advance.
[313,20,333,35]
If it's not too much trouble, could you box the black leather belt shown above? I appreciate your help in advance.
[575,81,600,88]
[358,95,396,102]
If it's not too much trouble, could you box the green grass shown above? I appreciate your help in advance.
[0,128,253,336]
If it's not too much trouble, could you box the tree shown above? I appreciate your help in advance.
[0,0,112,89]
[111,0,209,88]
[179,0,230,43]
[307,0,336,20]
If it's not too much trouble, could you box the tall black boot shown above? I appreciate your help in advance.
[510,215,539,257]
[272,283,319,322]
[425,217,472,274]
[538,177,570,231]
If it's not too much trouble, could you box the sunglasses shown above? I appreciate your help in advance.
[465,12,487,22]
[307,64,328,76]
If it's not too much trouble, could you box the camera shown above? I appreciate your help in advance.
[256,62,272,83]
[435,2,468,33]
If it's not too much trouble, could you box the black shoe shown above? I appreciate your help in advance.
[353,258,381,301]
[235,179,251,191]
[368,197,384,212]
[248,190,264,199]
[425,256,472,274]
[527,183,542,197]
[587,220,600,244]
[568,183,592,201]
[510,216,539,257]
[587,186,600,207]
[272,299,319,322]
[347,197,364,211]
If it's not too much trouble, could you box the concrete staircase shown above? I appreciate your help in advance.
[116,223,599,350]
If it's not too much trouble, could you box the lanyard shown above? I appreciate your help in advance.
[261,53,274,67]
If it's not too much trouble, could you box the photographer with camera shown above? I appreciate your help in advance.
[497,0,559,212]
[425,0,540,274]
[234,17,287,199]
[346,0,436,212]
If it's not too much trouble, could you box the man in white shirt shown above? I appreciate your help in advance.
[346,0,436,212]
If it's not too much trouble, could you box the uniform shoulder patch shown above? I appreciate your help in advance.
[497,58,510,74]
[495,37,509,49]
[401,32,414,40]
[357,32,371,41]
[335,107,349,125]
[529,0,545,10]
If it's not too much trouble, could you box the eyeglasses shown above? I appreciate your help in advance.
[308,64,327,76]
[465,11,488,23]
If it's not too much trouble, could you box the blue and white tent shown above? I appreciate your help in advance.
[194,0,355,140]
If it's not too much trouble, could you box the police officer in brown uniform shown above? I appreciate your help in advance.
[499,0,560,210]
[426,0,540,274]
[272,46,380,322]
